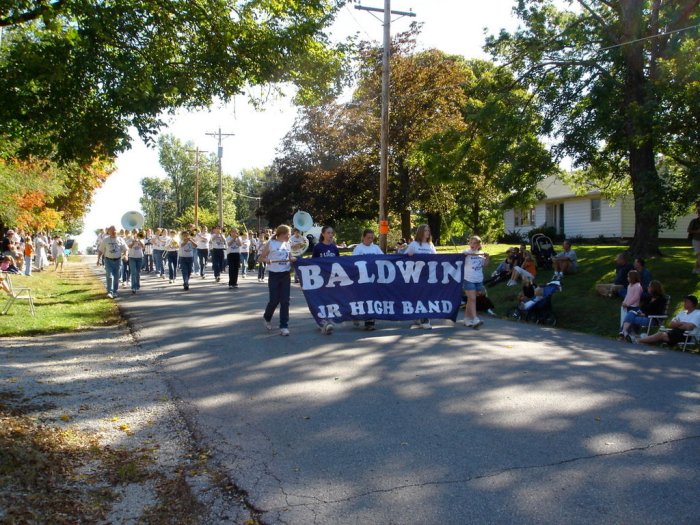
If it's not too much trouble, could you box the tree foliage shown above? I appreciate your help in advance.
[486,0,700,256]
[0,0,347,163]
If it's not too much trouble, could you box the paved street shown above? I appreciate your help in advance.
[114,269,700,524]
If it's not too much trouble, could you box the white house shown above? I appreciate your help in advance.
[504,176,695,240]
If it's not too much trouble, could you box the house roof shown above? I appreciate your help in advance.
[538,175,601,201]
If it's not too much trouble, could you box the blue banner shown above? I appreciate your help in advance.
[294,254,464,324]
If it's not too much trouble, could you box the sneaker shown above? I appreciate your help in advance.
[472,318,484,328]
[264,319,272,331]
[421,321,432,329]
[184,284,189,291]
[280,328,290,336]
[216,277,220,282]
[463,318,475,327]
[168,279,173,284]
[506,279,517,287]
[487,309,497,317]
[132,289,136,294]
[107,292,114,299]
[321,321,334,335]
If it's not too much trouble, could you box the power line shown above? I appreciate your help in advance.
[598,22,700,52]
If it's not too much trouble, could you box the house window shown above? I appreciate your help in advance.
[514,208,535,227]
[591,198,601,222]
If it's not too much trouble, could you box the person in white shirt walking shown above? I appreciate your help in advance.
[195,226,211,278]
[406,224,437,329]
[210,226,227,283]
[226,228,242,289]
[352,229,384,330]
[97,226,128,298]
[165,233,180,283]
[239,232,251,279]
[259,225,297,336]
[127,232,145,293]
[178,231,197,290]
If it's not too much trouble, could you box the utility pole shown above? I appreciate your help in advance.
[356,1,416,252]
[186,147,208,228]
[205,127,235,229]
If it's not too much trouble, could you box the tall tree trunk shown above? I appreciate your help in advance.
[426,212,442,246]
[622,2,662,258]
[471,200,481,236]
[401,209,411,240]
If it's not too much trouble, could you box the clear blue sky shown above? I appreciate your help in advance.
[78,0,519,245]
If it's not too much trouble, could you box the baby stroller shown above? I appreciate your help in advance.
[508,280,561,326]
[530,233,555,270]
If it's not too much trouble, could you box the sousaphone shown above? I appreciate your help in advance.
[291,210,313,257]
[121,211,145,230]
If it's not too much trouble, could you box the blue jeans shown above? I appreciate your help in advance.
[24,255,32,276]
[121,258,129,282]
[257,261,266,280]
[197,249,208,276]
[624,311,650,327]
[180,257,193,286]
[167,251,178,280]
[240,253,248,276]
[212,249,225,278]
[193,253,200,274]
[104,258,121,295]
[129,257,142,290]
[264,271,291,329]
[153,249,164,275]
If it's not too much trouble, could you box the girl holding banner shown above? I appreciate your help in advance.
[406,224,437,329]
[260,225,296,336]
[352,229,383,330]
[462,236,490,328]
[311,225,340,334]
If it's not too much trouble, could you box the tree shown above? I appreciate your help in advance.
[0,0,347,164]
[486,0,700,256]
[412,60,555,239]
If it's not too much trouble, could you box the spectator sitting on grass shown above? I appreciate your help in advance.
[596,253,633,298]
[484,249,516,287]
[0,255,20,274]
[637,295,700,347]
[619,280,667,342]
[551,240,577,280]
[507,252,537,287]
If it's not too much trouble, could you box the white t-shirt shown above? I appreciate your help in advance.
[154,235,169,251]
[267,239,292,273]
[165,237,180,252]
[210,233,227,250]
[226,236,241,255]
[127,238,145,258]
[406,241,436,255]
[352,243,383,256]
[195,233,211,250]
[674,309,700,329]
[463,249,488,283]
[178,240,196,258]
[240,238,251,253]
[99,236,127,259]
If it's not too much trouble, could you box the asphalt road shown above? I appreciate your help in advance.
[112,267,700,524]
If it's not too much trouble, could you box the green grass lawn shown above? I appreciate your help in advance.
[439,243,700,338]
[0,260,121,337]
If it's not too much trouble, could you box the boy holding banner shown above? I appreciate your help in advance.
[312,226,340,334]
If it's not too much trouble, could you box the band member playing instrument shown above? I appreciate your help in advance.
[178,231,197,291]
[239,231,251,279]
[153,228,169,278]
[210,226,227,283]
[352,229,384,330]
[195,226,211,278]
[226,228,242,289]
[165,232,180,283]
[259,225,297,336]
[312,225,340,334]
[406,224,437,329]
[127,231,145,293]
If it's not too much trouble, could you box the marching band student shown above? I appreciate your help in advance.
[165,232,180,283]
[406,224,437,329]
[97,225,128,299]
[462,235,491,328]
[210,226,227,283]
[178,231,197,291]
[260,225,297,336]
[195,226,211,278]
[226,228,242,289]
[127,231,145,293]
[257,234,269,282]
[239,231,250,279]
[312,225,340,334]
[152,228,167,278]
[120,231,131,287]
[143,229,154,273]
[352,229,384,330]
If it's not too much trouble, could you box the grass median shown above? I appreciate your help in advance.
[0,258,121,337]
[438,243,700,338]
